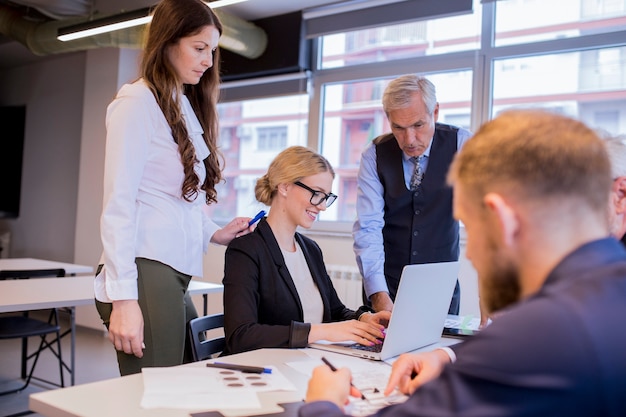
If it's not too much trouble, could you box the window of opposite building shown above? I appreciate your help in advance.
[207,0,626,230]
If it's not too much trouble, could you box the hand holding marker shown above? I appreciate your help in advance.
[249,210,266,226]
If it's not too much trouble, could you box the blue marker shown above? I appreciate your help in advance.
[248,210,266,226]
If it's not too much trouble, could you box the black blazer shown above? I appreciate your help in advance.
[222,218,370,355]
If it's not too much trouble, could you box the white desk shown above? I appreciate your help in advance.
[0,275,95,313]
[29,348,311,417]
[1,276,99,388]
[29,341,459,417]
[0,277,221,314]
[0,276,223,387]
[188,280,224,316]
[0,258,94,276]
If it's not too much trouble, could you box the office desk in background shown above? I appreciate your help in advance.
[0,258,94,276]
[0,259,94,389]
[0,275,96,388]
[0,258,224,315]
[0,275,223,387]
[0,275,95,314]
[187,280,223,316]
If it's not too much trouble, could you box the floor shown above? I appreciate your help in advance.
[0,310,119,417]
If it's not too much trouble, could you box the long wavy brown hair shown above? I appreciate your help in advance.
[141,0,223,204]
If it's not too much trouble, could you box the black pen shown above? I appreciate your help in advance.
[206,362,272,374]
[321,356,365,400]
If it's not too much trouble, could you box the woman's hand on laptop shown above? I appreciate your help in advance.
[384,350,451,395]
[309,320,385,346]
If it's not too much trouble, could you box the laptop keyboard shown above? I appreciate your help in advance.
[353,341,384,353]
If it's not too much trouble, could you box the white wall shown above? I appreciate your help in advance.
[72,47,142,329]
[0,52,86,261]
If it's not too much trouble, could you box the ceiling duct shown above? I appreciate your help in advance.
[0,3,267,59]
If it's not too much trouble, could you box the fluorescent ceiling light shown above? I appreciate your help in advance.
[57,7,153,42]
[205,0,249,7]
[57,0,248,42]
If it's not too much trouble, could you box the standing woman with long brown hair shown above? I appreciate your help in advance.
[96,0,251,376]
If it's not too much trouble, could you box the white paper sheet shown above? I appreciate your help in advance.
[444,314,482,330]
[140,363,296,410]
[289,350,408,416]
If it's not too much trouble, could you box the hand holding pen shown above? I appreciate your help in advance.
[248,210,266,227]
[321,357,365,400]
[211,216,254,244]
[305,358,361,408]
[210,210,265,245]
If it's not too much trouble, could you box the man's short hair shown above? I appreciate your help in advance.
[382,74,437,115]
[448,109,611,213]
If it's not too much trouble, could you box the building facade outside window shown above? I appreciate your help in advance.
[206,0,626,228]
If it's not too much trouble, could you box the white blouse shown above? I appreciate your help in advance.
[95,80,219,302]
[281,243,324,324]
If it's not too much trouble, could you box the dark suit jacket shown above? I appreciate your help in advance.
[299,238,626,417]
[222,218,370,355]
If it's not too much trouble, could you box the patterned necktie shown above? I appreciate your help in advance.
[410,155,424,191]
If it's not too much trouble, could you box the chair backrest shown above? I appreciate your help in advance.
[188,313,225,361]
[0,268,65,280]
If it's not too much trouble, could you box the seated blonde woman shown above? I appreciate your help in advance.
[222,146,390,355]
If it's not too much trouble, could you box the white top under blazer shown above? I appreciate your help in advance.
[95,79,220,302]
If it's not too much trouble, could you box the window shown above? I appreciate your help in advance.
[207,0,626,230]
[206,95,308,222]
[319,4,482,69]
[595,110,619,133]
[257,126,287,151]
[495,0,626,46]
[492,47,626,135]
[318,70,473,222]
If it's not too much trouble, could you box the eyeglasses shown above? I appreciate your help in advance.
[293,181,338,208]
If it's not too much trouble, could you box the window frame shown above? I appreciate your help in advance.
[217,0,626,236]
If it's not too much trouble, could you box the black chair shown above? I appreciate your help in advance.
[0,268,66,396]
[187,313,225,361]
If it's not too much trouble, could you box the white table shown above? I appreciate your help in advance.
[29,341,460,417]
[0,258,94,276]
[0,256,94,390]
[0,273,222,316]
[187,280,223,316]
[29,348,312,417]
[0,276,223,387]
[0,275,95,314]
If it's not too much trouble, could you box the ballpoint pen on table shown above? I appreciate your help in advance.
[321,356,365,400]
[206,362,272,374]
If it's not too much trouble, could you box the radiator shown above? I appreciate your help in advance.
[326,264,363,310]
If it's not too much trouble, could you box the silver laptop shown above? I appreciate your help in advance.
[310,261,459,361]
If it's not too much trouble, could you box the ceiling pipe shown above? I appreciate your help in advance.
[0,3,267,59]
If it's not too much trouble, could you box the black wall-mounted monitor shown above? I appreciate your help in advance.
[0,106,26,219]
[220,11,311,82]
